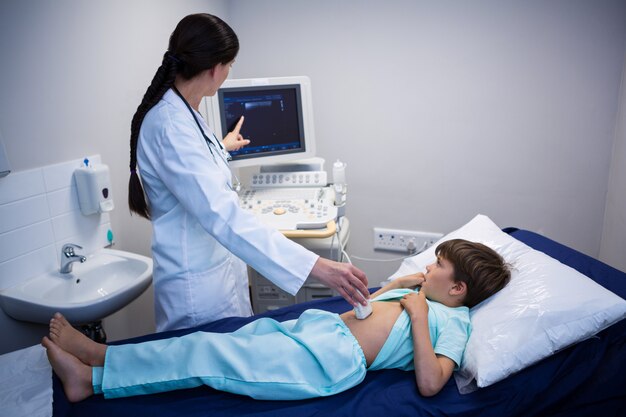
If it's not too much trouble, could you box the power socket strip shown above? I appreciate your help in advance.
[373,227,443,253]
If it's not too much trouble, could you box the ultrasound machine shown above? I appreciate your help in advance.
[201,76,349,312]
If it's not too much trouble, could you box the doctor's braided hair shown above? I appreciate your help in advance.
[128,13,239,219]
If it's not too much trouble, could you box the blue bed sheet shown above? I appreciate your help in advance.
[53,229,626,417]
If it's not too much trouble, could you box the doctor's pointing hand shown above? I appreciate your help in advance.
[221,116,250,152]
[127,13,368,332]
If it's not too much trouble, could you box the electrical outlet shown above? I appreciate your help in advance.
[373,227,443,253]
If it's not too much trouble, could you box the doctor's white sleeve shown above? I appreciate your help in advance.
[143,108,317,295]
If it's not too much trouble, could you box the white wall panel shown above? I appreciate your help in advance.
[0,195,49,234]
[0,168,45,205]
[0,245,57,290]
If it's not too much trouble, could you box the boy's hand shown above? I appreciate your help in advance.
[396,272,425,289]
[370,271,423,300]
[400,290,429,321]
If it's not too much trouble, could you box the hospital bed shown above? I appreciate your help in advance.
[52,227,626,417]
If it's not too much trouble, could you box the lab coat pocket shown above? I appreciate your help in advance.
[187,256,236,326]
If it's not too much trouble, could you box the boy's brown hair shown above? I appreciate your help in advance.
[436,239,511,308]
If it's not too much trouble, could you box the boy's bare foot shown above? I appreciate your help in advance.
[49,312,107,366]
[42,336,94,403]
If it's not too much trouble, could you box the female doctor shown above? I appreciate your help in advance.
[128,13,369,332]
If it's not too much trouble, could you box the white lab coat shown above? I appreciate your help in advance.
[137,89,318,332]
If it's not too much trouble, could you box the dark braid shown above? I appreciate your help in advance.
[128,54,178,219]
[128,14,239,219]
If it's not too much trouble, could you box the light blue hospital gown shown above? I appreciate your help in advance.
[92,289,470,400]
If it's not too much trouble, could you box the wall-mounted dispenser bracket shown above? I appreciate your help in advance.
[74,159,114,215]
[0,129,11,178]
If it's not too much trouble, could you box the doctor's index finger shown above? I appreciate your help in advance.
[232,116,245,134]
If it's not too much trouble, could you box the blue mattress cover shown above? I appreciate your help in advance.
[53,229,626,417]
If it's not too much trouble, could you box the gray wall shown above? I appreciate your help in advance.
[601,51,626,273]
[0,0,625,353]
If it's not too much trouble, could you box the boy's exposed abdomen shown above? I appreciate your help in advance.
[340,301,404,366]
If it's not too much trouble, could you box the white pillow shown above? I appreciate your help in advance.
[387,214,626,393]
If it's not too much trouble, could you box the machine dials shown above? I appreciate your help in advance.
[239,187,337,230]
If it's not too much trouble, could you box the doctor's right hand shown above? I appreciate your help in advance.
[309,258,369,307]
[222,116,251,151]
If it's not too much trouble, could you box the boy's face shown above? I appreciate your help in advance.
[421,256,457,303]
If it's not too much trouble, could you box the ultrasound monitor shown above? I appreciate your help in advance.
[203,76,316,168]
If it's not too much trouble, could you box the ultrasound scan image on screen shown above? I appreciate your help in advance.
[219,85,305,160]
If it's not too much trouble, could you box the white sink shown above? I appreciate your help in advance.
[0,249,153,324]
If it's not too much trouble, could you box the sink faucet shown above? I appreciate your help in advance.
[60,243,87,273]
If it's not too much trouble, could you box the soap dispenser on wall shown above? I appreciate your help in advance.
[74,158,115,215]
[0,129,11,178]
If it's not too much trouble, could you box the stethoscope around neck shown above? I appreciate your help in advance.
[172,86,241,192]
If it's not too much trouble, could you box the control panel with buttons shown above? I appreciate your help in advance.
[251,171,328,188]
[239,186,337,230]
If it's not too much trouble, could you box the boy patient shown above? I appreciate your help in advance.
[44,239,510,401]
